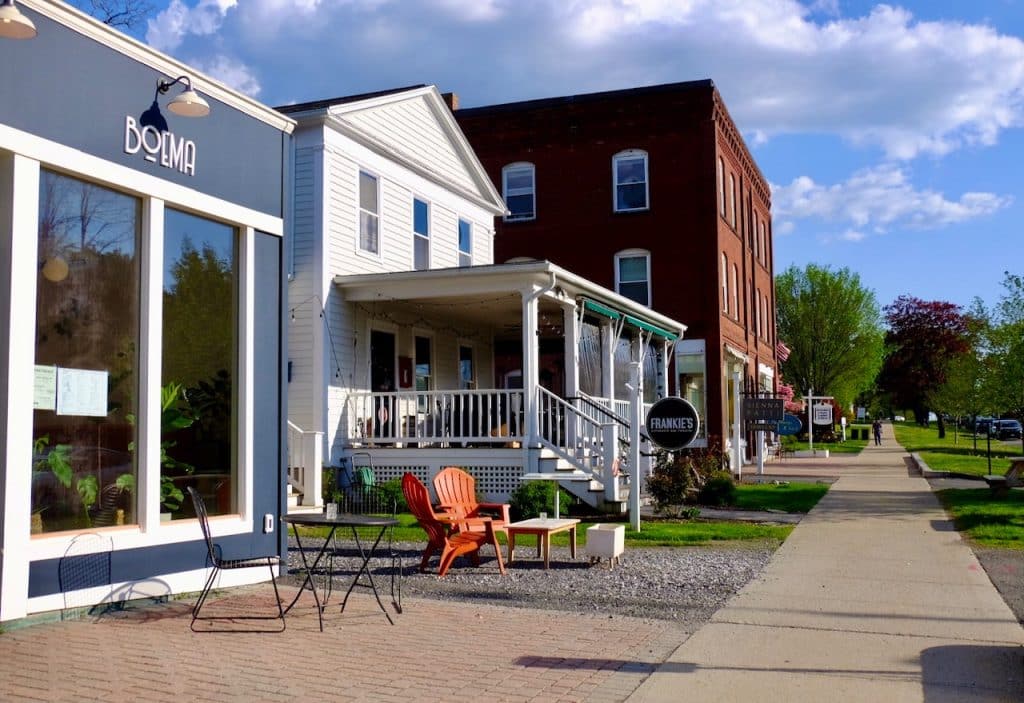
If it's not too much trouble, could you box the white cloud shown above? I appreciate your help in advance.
[191,54,262,97]
[145,1,1024,162]
[772,165,1012,234]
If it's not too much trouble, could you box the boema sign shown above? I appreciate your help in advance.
[123,116,197,176]
[645,396,700,451]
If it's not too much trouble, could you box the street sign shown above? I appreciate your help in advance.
[748,422,777,432]
[645,396,700,450]
[743,397,784,422]
[777,414,802,435]
[813,403,833,425]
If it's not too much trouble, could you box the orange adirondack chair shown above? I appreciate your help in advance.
[432,466,511,535]
[401,473,506,577]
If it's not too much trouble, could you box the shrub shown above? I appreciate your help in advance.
[698,470,736,506]
[509,480,573,520]
[646,441,729,516]
[376,478,408,514]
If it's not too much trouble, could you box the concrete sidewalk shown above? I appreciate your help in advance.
[629,423,1024,702]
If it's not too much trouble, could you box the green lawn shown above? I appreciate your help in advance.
[936,488,1024,549]
[781,428,868,455]
[295,513,792,548]
[893,422,1022,477]
[733,482,829,513]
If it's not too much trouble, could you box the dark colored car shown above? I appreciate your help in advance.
[992,419,1023,441]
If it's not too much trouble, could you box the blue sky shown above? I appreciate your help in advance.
[117,0,1024,312]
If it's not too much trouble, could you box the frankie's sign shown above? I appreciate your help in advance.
[123,115,197,176]
[645,396,701,451]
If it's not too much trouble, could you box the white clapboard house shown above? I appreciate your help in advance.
[279,86,685,512]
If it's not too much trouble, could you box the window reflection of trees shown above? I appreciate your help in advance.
[33,171,140,533]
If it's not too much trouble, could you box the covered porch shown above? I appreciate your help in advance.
[289,261,685,512]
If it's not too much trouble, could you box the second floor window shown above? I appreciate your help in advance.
[359,170,379,254]
[413,197,429,270]
[458,218,472,267]
[613,150,648,212]
[616,250,651,306]
[503,163,535,221]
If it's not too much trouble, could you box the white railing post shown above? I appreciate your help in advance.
[302,430,323,507]
[602,423,619,503]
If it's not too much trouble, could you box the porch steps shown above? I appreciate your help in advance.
[286,481,321,515]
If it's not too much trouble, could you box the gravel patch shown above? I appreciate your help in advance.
[284,537,774,631]
[973,547,1024,625]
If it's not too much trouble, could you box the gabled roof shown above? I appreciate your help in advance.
[279,85,506,216]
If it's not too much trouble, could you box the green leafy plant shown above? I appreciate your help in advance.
[509,480,573,520]
[646,440,729,516]
[698,470,737,507]
[127,382,196,513]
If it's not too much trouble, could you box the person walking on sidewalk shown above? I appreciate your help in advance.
[872,419,882,445]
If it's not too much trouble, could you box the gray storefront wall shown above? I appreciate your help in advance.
[0,2,292,621]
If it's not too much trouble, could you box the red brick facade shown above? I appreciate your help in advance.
[455,80,777,457]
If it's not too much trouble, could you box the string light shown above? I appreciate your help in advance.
[290,294,343,380]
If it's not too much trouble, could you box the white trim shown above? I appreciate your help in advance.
[457,217,473,266]
[0,154,40,622]
[758,363,775,380]
[140,197,163,532]
[457,340,477,390]
[0,123,284,236]
[724,343,749,363]
[612,149,649,213]
[21,0,294,133]
[239,226,256,523]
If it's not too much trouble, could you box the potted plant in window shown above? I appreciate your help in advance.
[128,381,195,521]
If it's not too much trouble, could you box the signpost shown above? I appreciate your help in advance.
[743,395,785,474]
[806,388,835,455]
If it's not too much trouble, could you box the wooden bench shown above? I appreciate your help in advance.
[983,459,1024,497]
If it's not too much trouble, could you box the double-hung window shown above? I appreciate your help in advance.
[458,218,472,267]
[359,170,379,254]
[413,197,429,270]
[613,150,648,212]
[728,173,737,229]
[502,163,535,221]
[615,250,651,306]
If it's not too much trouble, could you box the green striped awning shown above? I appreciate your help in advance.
[581,298,677,340]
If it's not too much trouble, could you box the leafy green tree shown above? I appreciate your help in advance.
[775,264,884,410]
[931,298,991,444]
[987,273,1024,452]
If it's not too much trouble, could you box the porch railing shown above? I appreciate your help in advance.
[346,389,526,446]
[538,387,620,502]
[287,420,323,507]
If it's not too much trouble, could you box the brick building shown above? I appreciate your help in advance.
[454,80,777,469]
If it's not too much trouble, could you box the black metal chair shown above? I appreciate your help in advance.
[187,486,286,632]
[334,482,402,616]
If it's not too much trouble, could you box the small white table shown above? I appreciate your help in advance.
[506,518,580,569]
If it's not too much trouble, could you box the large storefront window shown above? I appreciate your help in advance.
[32,171,140,534]
[677,341,707,441]
[162,209,237,518]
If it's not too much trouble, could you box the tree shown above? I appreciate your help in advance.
[70,0,154,30]
[878,296,970,434]
[775,264,884,410]
[987,273,1024,452]
[931,298,991,444]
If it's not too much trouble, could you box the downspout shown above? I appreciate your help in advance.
[522,272,557,474]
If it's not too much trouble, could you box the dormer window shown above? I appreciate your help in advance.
[502,163,535,221]
[613,150,648,212]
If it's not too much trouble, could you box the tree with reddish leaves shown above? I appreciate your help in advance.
[878,296,971,436]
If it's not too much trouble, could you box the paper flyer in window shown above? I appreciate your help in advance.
[56,368,109,417]
[33,365,57,411]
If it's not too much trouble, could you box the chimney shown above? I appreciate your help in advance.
[441,92,460,111]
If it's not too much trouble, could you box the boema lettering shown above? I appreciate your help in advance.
[123,116,196,176]
[650,417,694,431]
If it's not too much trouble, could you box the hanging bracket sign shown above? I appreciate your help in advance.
[645,396,700,450]
[813,403,833,425]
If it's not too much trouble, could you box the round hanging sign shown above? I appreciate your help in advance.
[777,413,803,436]
[645,396,700,450]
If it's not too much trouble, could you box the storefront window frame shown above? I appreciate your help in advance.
[1,129,278,564]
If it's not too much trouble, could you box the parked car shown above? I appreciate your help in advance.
[992,419,1023,441]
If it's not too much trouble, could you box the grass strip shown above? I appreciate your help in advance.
[936,488,1024,549]
[894,422,1020,477]
[733,482,829,513]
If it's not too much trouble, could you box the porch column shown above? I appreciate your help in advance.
[601,319,615,401]
[731,366,743,476]
[521,286,542,470]
[562,303,580,399]
[658,339,670,398]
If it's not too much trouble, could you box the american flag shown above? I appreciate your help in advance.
[776,341,791,362]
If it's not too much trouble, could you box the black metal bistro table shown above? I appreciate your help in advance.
[282,513,400,631]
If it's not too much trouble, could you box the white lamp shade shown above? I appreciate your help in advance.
[41,256,69,283]
[0,2,37,39]
[167,89,211,117]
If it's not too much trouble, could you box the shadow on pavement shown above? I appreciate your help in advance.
[921,644,1024,701]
